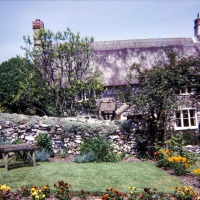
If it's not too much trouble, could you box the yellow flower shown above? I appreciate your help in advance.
[193,168,200,175]
[35,195,40,200]
[0,184,10,192]
[31,188,36,193]
[43,185,48,190]
[32,191,38,196]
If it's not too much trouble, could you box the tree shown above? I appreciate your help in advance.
[22,28,103,116]
[0,57,48,115]
[128,49,200,156]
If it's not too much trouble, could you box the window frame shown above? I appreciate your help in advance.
[175,108,198,130]
[179,87,194,96]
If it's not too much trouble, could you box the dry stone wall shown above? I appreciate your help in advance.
[0,113,137,155]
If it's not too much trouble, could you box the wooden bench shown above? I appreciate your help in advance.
[0,144,38,171]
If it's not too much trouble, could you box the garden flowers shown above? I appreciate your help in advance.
[168,155,191,175]
[30,185,50,200]
[193,168,200,182]
[128,186,136,196]
[0,184,10,193]
[102,188,127,200]
[174,186,196,200]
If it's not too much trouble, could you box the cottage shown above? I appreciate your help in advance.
[91,14,200,131]
[32,14,200,131]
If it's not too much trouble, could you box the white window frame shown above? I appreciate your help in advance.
[179,87,194,96]
[175,108,198,130]
[77,89,96,101]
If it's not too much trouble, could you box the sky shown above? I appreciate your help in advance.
[0,0,200,63]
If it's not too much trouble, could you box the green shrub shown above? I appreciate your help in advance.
[181,130,200,145]
[35,134,52,154]
[165,133,186,155]
[78,136,119,162]
[168,155,190,176]
[36,148,50,162]
[155,149,172,168]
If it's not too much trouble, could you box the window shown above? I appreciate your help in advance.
[77,89,95,101]
[179,87,194,95]
[175,109,198,130]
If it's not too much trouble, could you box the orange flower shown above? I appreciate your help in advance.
[102,194,109,200]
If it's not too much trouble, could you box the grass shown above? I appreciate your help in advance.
[0,161,183,194]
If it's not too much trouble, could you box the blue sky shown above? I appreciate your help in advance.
[0,0,199,63]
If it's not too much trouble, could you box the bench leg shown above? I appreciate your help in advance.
[3,153,9,172]
[30,151,36,167]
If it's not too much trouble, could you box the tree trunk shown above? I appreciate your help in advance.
[56,90,61,116]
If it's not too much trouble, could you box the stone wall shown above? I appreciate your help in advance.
[0,113,137,156]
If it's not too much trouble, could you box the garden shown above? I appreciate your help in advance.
[1,133,200,200]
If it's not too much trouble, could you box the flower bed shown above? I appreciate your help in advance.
[1,181,200,200]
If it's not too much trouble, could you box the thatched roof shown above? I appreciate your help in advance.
[91,37,200,86]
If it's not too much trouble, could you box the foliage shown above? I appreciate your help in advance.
[168,155,190,176]
[78,136,119,162]
[154,149,172,168]
[193,168,200,182]
[0,184,17,200]
[74,152,96,163]
[128,186,137,198]
[174,186,196,200]
[54,181,71,200]
[135,130,148,157]
[181,130,200,145]
[102,187,170,200]
[0,57,48,116]
[128,49,200,156]
[136,188,162,200]
[36,148,50,162]
[115,119,133,133]
[182,151,198,166]
[20,185,30,197]
[2,182,200,200]
[56,148,68,158]
[165,133,187,155]
[30,185,50,200]
[35,134,52,154]
[0,136,6,145]
[22,28,104,117]
[102,188,127,200]
[77,189,87,200]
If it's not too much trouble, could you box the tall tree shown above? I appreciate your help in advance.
[0,57,48,115]
[22,28,103,116]
[128,49,200,156]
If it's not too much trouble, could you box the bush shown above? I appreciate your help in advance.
[78,136,119,162]
[155,149,172,168]
[165,133,186,155]
[168,155,190,176]
[181,130,200,145]
[35,134,52,154]
[36,148,50,162]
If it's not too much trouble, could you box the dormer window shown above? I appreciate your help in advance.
[179,87,194,95]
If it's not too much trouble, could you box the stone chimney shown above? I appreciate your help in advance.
[32,19,44,31]
[32,19,44,46]
[194,13,200,40]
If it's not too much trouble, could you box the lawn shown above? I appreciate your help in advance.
[0,161,183,193]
